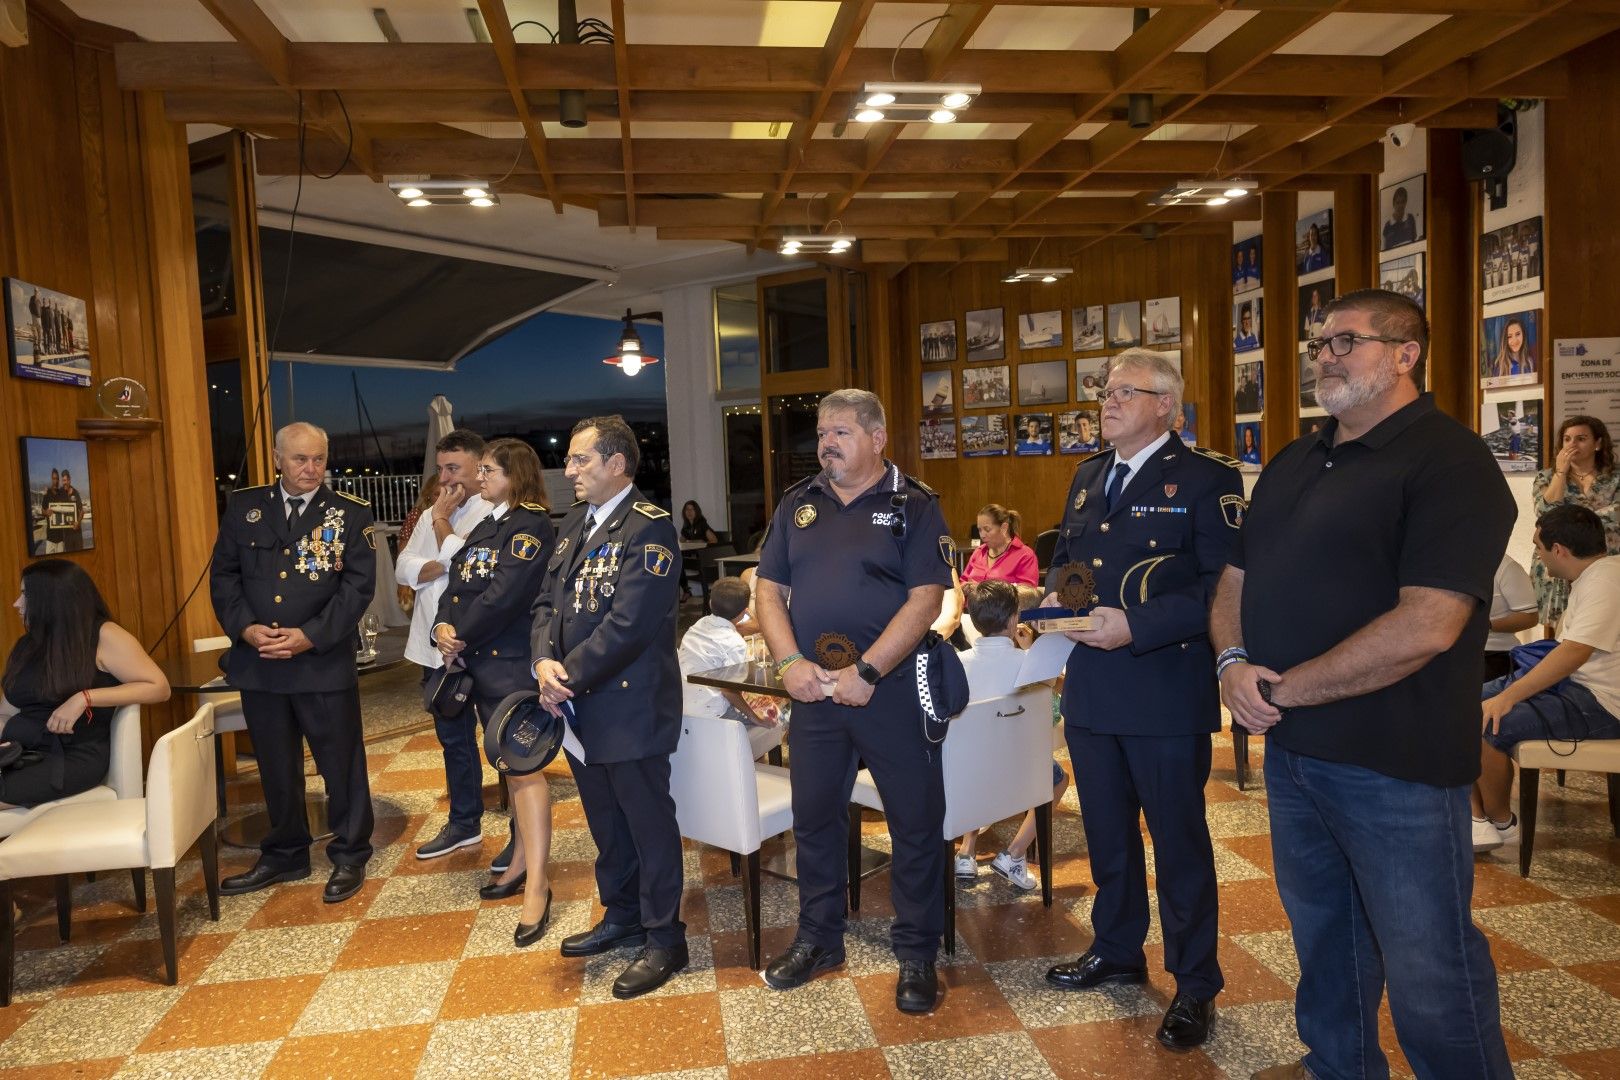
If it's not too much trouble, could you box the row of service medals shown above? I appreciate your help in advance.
[572,542,621,613]
[295,507,346,580]
[460,546,499,582]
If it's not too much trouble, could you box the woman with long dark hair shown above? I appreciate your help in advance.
[433,438,557,945]
[1532,415,1620,626]
[679,501,718,545]
[0,560,170,807]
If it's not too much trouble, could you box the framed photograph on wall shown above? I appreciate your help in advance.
[1106,301,1141,349]
[1018,310,1063,350]
[1481,217,1543,305]
[1175,403,1197,447]
[1072,305,1105,352]
[1300,413,1330,440]
[922,368,955,416]
[1379,253,1425,309]
[1232,236,1263,295]
[1299,347,1319,410]
[1481,397,1542,473]
[1074,358,1105,402]
[1379,174,1425,251]
[920,419,957,460]
[961,414,1008,457]
[5,278,92,387]
[920,319,957,363]
[1145,296,1181,346]
[1235,360,1265,415]
[1298,280,1333,341]
[1234,297,1263,354]
[965,307,1005,361]
[1480,309,1543,390]
[962,364,1011,409]
[1236,422,1262,470]
[1058,406,1102,454]
[1017,359,1068,405]
[1013,412,1054,456]
[1296,209,1334,274]
[20,436,94,556]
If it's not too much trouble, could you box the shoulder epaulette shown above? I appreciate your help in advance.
[633,501,670,520]
[571,498,586,508]
[903,474,939,498]
[335,489,371,506]
[782,474,816,498]
[1191,446,1243,470]
[519,502,546,513]
[236,484,273,495]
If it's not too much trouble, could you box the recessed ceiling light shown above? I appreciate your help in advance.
[1207,196,1230,206]
[940,92,972,109]
[1224,187,1250,199]
[469,197,495,207]
[850,82,979,124]
[855,108,885,124]
[462,187,488,199]
[928,109,956,124]
[864,92,896,107]
[396,187,423,200]
[407,198,431,207]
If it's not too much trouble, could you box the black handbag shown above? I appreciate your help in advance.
[424,661,475,718]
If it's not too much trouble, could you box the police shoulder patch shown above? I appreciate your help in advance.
[938,535,958,567]
[633,501,670,520]
[1191,446,1242,470]
[1219,494,1248,529]
[335,489,371,506]
[510,533,543,560]
[643,543,674,576]
[362,524,377,549]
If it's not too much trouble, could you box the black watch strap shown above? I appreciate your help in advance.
[854,658,880,685]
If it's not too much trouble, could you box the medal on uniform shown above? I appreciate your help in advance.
[794,504,817,528]
[1021,563,1097,632]
[1073,488,1087,512]
[813,631,858,670]
[572,575,585,613]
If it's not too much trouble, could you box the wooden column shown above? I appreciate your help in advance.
[1261,190,1299,461]
[1426,130,1475,425]
[1334,175,1376,294]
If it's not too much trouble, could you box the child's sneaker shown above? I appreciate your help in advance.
[990,851,1037,891]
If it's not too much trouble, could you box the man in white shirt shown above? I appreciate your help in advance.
[678,577,783,760]
[1478,506,1620,847]
[395,429,496,859]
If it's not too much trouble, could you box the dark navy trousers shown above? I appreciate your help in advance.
[567,750,686,948]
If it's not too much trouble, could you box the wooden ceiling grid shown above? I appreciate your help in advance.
[109,0,1620,264]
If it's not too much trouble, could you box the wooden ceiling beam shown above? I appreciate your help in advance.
[475,0,560,213]
[598,196,1262,229]
[609,0,636,229]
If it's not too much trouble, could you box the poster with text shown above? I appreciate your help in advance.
[961,413,1009,457]
[1479,309,1543,390]
[1235,360,1264,415]
[6,278,92,387]
[1175,403,1197,447]
[1058,406,1102,454]
[1233,297,1263,354]
[1298,280,1332,341]
[1480,397,1543,473]
[1236,422,1262,471]
[1013,412,1054,456]
[1296,209,1334,275]
[1553,338,1620,438]
[1481,216,1543,305]
[1232,236,1263,295]
[1379,253,1425,309]
[1379,175,1425,251]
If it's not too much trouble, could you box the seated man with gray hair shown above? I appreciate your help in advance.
[678,576,785,759]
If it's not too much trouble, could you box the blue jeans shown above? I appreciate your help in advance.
[1480,675,1620,752]
[422,666,485,834]
[1265,744,1512,1080]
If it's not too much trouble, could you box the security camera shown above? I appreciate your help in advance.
[1386,123,1417,149]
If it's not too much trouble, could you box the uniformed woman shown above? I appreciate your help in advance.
[433,438,557,946]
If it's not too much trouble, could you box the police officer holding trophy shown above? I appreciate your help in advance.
[530,415,687,999]
[211,422,377,903]
[432,437,556,946]
[754,389,954,1014]
[1041,350,1242,1051]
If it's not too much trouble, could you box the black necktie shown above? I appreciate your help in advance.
[1105,461,1130,511]
[286,495,305,523]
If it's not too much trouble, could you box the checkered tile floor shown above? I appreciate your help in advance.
[2,729,1619,1079]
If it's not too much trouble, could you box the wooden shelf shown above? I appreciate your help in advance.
[77,417,162,441]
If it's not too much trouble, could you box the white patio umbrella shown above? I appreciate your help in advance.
[424,394,454,477]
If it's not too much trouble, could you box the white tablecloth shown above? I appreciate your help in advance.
[367,524,409,628]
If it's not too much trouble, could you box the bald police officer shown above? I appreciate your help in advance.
[755,388,954,1014]
[212,422,377,903]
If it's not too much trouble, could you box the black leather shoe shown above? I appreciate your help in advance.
[612,943,689,1000]
[490,831,514,874]
[219,862,311,896]
[763,938,845,990]
[1045,949,1148,990]
[560,919,647,958]
[1157,993,1215,1050]
[514,888,553,949]
[323,863,365,904]
[895,959,939,1014]
[479,871,526,901]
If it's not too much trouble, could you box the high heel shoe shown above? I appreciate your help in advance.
[514,888,553,948]
[479,870,526,901]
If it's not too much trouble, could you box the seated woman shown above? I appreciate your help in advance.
[433,438,557,946]
[679,501,720,546]
[958,504,1039,646]
[0,560,170,809]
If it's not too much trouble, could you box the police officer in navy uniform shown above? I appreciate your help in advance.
[1041,350,1243,1050]
[211,422,377,903]
[754,389,954,1014]
[432,437,557,946]
[530,415,687,999]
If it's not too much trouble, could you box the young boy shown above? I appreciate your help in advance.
[678,576,783,759]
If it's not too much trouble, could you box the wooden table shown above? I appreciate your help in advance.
[714,552,760,578]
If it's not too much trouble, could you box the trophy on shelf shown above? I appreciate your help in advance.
[357,612,381,663]
[1022,563,1097,633]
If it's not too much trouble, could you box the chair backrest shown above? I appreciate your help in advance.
[145,702,218,869]
[668,712,764,854]
[106,703,145,800]
[1034,529,1059,573]
[940,687,1055,838]
[192,636,230,653]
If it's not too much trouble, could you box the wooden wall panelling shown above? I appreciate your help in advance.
[1333,175,1375,293]
[1261,190,1298,460]
[1425,129,1474,424]
[1546,33,1620,356]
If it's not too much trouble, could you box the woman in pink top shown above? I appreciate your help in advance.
[961,504,1039,587]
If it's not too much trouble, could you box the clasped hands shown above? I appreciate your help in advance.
[781,659,873,707]
[535,658,574,718]
[1220,662,1285,734]
[243,623,314,660]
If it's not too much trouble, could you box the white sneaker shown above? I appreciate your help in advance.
[990,851,1038,891]
[954,854,978,882]
[1471,817,1504,852]
[1492,813,1520,846]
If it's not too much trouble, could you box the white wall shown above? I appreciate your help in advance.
[660,281,730,530]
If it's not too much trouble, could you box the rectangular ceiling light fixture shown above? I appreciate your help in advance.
[852,82,981,125]
[1148,178,1258,207]
[387,178,499,208]
[1002,267,1074,284]
[778,234,855,256]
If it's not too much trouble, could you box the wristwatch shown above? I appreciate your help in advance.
[854,658,881,685]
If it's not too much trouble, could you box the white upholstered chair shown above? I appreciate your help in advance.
[668,711,793,969]
[1512,738,1620,877]
[0,702,144,842]
[193,635,246,819]
[0,703,220,1003]
[848,687,1056,955]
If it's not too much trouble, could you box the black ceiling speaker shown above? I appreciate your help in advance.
[1462,104,1519,209]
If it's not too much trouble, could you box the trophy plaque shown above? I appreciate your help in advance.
[1021,562,1096,632]
[96,377,149,418]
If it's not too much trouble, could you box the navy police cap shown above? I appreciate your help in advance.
[483,691,564,776]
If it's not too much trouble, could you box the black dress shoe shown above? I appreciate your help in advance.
[560,919,647,958]
[323,863,365,904]
[479,871,526,901]
[1157,993,1215,1050]
[514,888,553,948]
[219,862,311,896]
[763,938,845,990]
[490,831,515,874]
[1045,949,1148,990]
[895,959,939,1014]
[612,942,689,999]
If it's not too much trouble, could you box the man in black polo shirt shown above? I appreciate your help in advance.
[1211,289,1515,1080]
